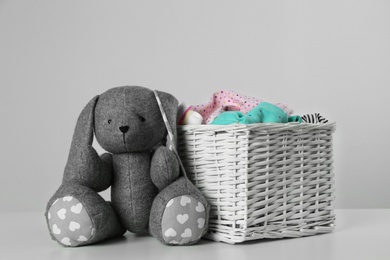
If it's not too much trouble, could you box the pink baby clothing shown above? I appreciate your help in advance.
[192,90,293,124]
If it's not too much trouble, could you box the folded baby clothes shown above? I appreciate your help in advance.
[177,103,203,125]
[192,90,293,124]
[210,111,253,125]
[211,102,302,125]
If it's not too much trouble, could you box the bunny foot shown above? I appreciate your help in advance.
[45,184,126,247]
[149,177,210,245]
[47,196,94,247]
[160,195,208,245]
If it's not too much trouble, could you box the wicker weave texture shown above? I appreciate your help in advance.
[177,123,336,244]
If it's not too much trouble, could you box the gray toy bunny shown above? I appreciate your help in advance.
[45,86,209,246]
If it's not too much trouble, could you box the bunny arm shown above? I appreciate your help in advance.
[62,146,113,192]
[150,146,180,191]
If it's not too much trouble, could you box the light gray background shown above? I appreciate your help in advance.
[1,0,389,212]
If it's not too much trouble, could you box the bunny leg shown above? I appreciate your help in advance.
[149,177,210,245]
[150,146,180,191]
[45,183,126,247]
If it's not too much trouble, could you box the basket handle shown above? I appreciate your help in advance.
[153,90,188,179]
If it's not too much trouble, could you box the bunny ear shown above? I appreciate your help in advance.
[69,95,99,149]
[154,90,179,149]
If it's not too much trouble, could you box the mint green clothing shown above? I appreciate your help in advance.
[288,115,303,123]
[208,111,251,125]
[211,102,302,125]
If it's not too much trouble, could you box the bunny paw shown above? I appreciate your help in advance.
[161,196,208,245]
[47,196,94,247]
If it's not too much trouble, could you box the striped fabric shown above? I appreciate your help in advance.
[301,113,328,124]
[153,90,175,151]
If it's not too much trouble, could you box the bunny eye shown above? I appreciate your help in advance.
[108,119,112,124]
[139,116,146,122]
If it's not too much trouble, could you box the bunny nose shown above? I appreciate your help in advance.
[119,126,129,134]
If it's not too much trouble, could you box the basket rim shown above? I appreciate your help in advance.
[177,122,336,133]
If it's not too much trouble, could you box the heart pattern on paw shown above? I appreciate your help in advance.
[77,236,88,242]
[162,196,207,245]
[197,218,205,229]
[69,221,81,231]
[180,196,191,206]
[166,199,174,208]
[48,196,93,247]
[61,237,71,246]
[71,203,82,214]
[57,209,66,220]
[63,196,73,202]
[52,224,61,235]
[195,202,205,212]
[181,228,192,238]
[177,214,189,224]
[164,228,177,237]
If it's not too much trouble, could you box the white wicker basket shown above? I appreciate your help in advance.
[177,122,336,244]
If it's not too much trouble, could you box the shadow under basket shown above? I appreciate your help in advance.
[177,122,336,244]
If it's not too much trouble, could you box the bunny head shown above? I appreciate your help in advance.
[71,86,178,154]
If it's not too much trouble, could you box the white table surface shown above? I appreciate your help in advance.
[1,209,389,260]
